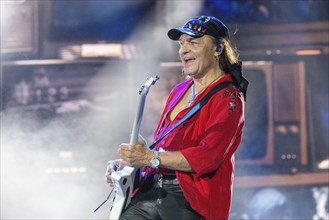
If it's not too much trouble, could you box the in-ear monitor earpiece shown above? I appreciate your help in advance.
[215,45,222,52]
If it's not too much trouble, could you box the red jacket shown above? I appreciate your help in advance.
[153,74,245,220]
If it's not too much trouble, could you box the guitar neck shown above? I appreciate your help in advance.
[108,76,159,219]
[129,94,146,144]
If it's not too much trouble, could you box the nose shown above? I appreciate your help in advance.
[179,43,190,55]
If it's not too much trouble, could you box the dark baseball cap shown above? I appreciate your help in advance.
[168,15,229,41]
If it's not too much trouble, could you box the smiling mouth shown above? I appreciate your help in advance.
[184,57,195,65]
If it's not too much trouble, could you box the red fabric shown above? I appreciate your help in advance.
[153,74,245,220]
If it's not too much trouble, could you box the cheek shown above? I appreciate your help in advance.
[200,53,216,67]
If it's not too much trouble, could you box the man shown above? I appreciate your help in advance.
[106,15,248,220]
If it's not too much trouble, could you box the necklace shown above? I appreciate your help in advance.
[187,84,197,107]
[187,73,224,107]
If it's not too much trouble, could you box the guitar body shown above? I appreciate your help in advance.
[109,166,138,219]
[108,75,159,219]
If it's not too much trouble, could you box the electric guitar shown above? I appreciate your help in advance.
[109,75,160,219]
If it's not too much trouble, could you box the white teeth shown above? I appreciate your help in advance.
[182,56,195,64]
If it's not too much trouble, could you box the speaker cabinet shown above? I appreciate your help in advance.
[273,62,307,168]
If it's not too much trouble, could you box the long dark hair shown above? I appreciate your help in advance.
[214,37,248,101]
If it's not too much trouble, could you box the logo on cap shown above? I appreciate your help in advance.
[168,15,229,41]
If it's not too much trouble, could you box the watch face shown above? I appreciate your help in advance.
[151,158,160,168]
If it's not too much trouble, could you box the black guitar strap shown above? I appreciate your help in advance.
[149,80,233,150]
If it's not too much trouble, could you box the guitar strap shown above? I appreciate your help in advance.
[149,80,233,150]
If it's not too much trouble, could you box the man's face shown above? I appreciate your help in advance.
[178,34,217,78]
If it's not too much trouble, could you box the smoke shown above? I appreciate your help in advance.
[0,56,136,218]
[0,1,205,219]
[1,108,114,218]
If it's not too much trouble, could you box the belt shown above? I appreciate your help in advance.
[153,174,179,188]
[162,174,179,185]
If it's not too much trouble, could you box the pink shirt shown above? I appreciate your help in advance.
[153,74,245,220]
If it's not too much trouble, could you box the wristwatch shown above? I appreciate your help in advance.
[150,151,160,169]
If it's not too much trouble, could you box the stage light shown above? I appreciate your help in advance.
[318,159,329,169]
[81,43,123,58]
[59,151,73,159]
[45,167,87,174]
[296,49,322,55]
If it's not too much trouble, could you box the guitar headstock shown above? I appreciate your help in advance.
[139,75,160,96]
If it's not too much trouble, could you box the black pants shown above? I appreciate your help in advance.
[119,175,201,220]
